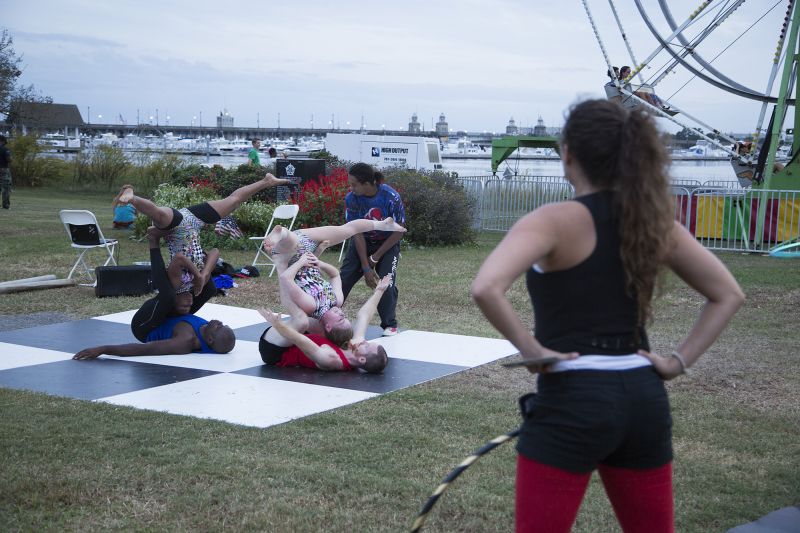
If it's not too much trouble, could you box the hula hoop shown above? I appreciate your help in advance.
[410,428,520,532]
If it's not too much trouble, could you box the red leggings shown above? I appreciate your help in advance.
[515,455,674,533]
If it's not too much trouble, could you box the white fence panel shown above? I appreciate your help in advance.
[456,176,798,254]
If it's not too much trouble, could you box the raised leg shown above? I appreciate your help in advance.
[301,218,405,247]
[124,188,175,229]
[206,173,288,220]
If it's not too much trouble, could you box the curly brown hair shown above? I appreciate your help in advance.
[324,323,354,348]
[561,99,673,327]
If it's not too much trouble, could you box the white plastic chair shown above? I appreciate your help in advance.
[249,203,300,277]
[59,209,118,285]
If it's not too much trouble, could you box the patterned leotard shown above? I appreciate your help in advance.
[288,231,338,319]
[165,208,207,273]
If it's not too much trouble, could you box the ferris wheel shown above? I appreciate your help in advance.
[583,0,799,191]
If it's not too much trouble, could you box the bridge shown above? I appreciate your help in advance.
[79,123,450,141]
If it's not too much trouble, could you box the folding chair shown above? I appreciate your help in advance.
[249,203,300,277]
[59,209,118,286]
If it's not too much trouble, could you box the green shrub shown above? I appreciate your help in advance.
[385,169,475,246]
[170,163,279,204]
[233,201,276,235]
[7,134,63,187]
[72,145,129,190]
[126,152,189,194]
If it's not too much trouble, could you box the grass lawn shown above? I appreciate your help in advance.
[1,187,798,532]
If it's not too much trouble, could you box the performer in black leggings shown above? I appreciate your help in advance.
[130,228,218,342]
[472,99,744,533]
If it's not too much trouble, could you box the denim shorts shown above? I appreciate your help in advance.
[516,366,673,473]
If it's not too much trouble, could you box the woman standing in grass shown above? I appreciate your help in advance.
[471,99,744,533]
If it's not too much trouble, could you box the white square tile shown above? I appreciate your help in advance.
[92,309,136,324]
[97,373,377,428]
[0,343,74,370]
[102,340,264,372]
[376,330,518,367]
[94,303,269,329]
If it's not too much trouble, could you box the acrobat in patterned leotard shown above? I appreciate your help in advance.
[288,231,338,319]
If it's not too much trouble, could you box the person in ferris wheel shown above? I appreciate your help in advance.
[612,65,674,114]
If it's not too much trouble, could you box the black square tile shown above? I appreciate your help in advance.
[0,358,219,400]
[234,357,466,394]
[0,319,136,354]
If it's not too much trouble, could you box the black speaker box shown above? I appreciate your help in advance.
[95,265,154,298]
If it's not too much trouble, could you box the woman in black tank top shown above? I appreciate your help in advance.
[472,99,744,533]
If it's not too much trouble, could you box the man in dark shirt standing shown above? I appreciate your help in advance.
[0,135,10,209]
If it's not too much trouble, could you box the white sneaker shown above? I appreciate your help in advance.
[382,327,398,337]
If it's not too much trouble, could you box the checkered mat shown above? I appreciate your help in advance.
[0,304,518,428]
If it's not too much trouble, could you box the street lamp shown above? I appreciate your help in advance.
[166,115,170,126]
[98,114,102,122]
[192,116,196,127]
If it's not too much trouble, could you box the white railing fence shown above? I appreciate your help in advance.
[458,175,799,252]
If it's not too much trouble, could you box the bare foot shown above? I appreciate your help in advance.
[117,184,134,205]
[261,224,283,254]
[316,240,331,255]
[261,173,290,188]
[375,217,406,232]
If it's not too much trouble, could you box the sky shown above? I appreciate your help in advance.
[3,0,794,134]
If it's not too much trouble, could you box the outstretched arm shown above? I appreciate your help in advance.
[351,275,391,343]
[73,336,194,360]
[257,309,342,370]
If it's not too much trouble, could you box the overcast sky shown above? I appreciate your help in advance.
[4,0,793,134]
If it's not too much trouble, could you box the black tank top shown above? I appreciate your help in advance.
[525,191,649,355]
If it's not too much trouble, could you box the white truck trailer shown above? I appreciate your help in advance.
[324,133,443,171]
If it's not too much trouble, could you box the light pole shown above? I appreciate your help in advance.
[192,116,196,127]
[87,106,91,124]
[97,114,102,123]
[166,115,170,126]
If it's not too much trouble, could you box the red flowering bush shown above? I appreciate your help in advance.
[294,167,349,228]
[190,176,220,195]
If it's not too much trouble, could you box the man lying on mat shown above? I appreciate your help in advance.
[73,315,236,360]
[256,270,391,373]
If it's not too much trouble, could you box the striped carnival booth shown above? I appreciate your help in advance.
[673,188,800,249]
